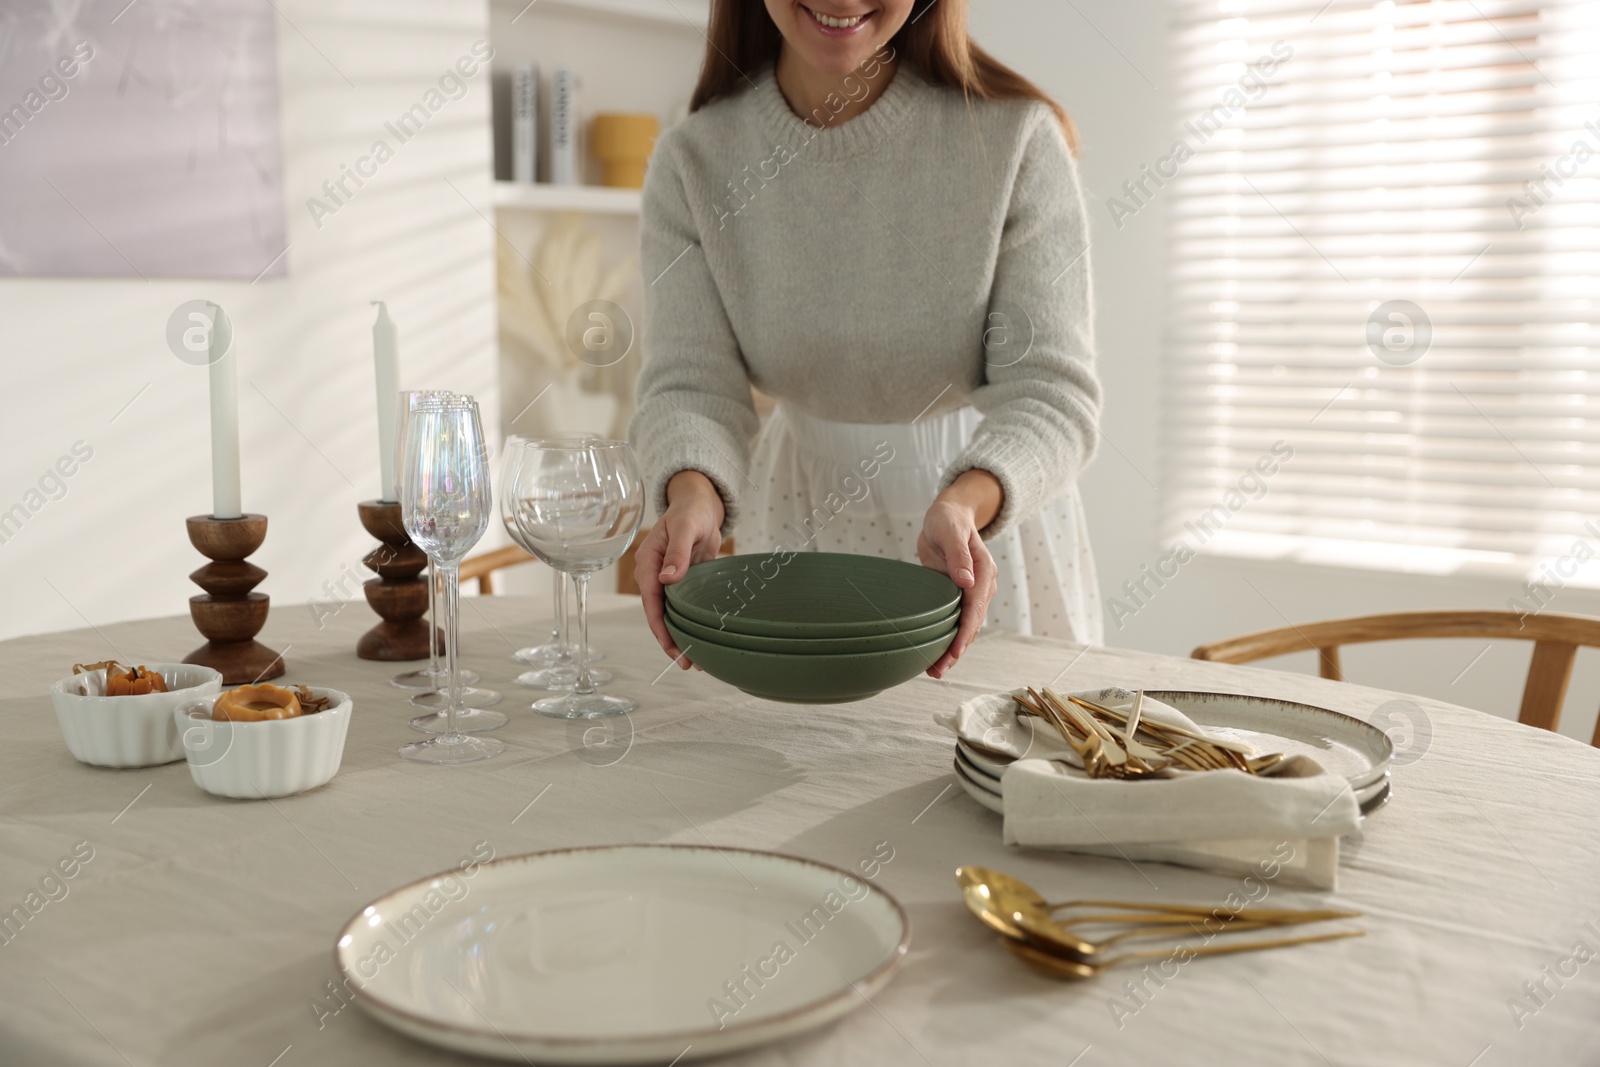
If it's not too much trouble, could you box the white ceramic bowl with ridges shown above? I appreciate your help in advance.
[50,664,223,768]
[175,687,352,799]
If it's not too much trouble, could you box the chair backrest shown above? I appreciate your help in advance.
[459,545,534,595]
[459,527,736,596]
[1191,610,1600,745]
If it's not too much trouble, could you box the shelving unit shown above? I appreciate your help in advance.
[493,181,642,215]
[487,0,703,500]
[489,0,703,205]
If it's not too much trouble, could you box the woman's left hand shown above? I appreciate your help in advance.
[917,470,1003,679]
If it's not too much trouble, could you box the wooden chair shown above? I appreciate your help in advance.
[459,526,735,596]
[459,545,533,595]
[1191,610,1600,745]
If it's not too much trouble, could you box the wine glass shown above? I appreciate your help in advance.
[505,439,644,718]
[505,432,606,670]
[501,438,613,691]
[390,390,482,694]
[398,397,505,763]
[518,572,604,662]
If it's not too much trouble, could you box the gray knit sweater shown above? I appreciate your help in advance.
[630,62,1100,537]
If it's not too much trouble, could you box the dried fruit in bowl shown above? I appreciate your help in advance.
[291,686,332,715]
[72,662,169,696]
[109,666,169,695]
[214,683,302,722]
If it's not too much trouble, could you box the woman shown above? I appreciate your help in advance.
[631,0,1103,678]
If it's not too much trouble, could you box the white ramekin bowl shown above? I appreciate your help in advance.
[174,687,353,800]
[50,664,224,768]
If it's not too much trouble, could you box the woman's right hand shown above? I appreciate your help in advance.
[636,470,726,667]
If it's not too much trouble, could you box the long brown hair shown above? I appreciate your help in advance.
[688,0,1080,154]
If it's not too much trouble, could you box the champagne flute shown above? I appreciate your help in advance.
[404,394,500,714]
[506,439,644,718]
[399,396,505,761]
[405,393,505,729]
[501,438,613,691]
[390,390,482,694]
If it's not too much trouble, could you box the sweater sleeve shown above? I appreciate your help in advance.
[629,137,759,526]
[938,108,1102,538]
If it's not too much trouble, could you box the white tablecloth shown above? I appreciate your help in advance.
[1,594,1597,1066]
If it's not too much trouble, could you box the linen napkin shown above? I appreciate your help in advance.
[934,687,1362,889]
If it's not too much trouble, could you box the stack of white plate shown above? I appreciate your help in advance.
[952,690,1394,816]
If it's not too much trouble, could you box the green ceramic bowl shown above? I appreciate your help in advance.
[664,616,955,704]
[664,553,961,638]
[665,603,958,655]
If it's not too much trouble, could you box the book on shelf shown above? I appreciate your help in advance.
[512,63,538,183]
[551,68,578,186]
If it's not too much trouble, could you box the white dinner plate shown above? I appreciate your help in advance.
[955,743,1001,784]
[955,738,1011,780]
[1145,690,1392,809]
[335,845,910,1065]
[955,745,1391,819]
[956,690,1392,813]
[953,756,1004,814]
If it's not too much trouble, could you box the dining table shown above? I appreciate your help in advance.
[2,590,1598,1067]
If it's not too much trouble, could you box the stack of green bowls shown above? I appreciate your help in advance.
[662,553,962,704]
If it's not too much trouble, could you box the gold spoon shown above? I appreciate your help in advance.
[956,867,1360,927]
[1003,927,1365,980]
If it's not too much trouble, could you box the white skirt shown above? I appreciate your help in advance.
[736,404,1103,645]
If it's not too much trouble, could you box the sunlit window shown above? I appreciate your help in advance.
[1162,0,1600,589]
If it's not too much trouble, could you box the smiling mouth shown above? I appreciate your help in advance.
[801,3,873,33]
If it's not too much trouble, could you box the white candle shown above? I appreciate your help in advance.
[372,301,400,503]
[206,302,243,520]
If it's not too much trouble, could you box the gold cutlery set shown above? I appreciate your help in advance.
[955,866,1364,980]
[1011,688,1286,779]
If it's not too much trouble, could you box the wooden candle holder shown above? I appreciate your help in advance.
[183,514,286,684]
[356,500,436,661]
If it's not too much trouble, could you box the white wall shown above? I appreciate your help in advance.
[969,0,1600,743]
[0,1,501,647]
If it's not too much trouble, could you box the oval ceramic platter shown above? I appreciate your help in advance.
[335,845,911,1065]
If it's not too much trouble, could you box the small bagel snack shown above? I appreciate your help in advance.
[211,683,333,721]
[213,683,302,722]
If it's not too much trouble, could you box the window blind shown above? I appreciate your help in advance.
[1159,0,1600,590]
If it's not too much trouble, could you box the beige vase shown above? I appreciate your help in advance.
[590,113,659,189]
